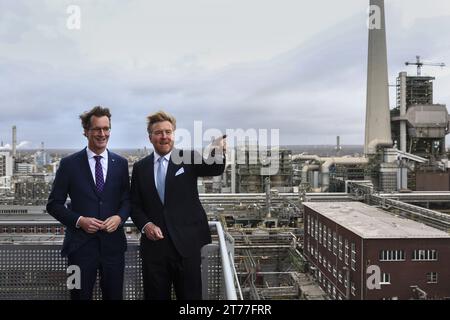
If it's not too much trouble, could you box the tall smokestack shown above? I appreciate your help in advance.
[336,135,341,156]
[12,125,17,158]
[364,0,392,155]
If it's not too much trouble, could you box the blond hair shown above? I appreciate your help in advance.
[146,110,176,134]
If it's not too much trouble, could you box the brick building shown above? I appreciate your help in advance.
[303,201,450,300]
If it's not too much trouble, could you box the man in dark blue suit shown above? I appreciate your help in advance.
[47,106,130,300]
[130,111,226,300]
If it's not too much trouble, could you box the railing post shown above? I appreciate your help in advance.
[209,221,238,300]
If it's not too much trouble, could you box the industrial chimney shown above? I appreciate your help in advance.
[364,0,392,155]
[12,125,17,158]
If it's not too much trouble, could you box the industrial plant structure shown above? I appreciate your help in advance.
[1,0,450,300]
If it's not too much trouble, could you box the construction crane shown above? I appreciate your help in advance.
[405,55,445,76]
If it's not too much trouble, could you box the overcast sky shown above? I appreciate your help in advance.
[1,0,450,149]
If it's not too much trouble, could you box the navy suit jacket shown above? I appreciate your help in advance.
[46,148,130,257]
[130,149,225,259]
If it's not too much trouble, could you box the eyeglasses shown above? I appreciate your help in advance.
[89,127,111,134]
[152,130,173,136]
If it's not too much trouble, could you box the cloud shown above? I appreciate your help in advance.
[0,144,12,150]
[17,141,32,149]
[1,1,450,148]
[0,141,33,150]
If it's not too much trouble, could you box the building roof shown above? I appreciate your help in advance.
[0,235,64,243]
[0,213,54,223]
[0,214,135,225]
[0,205,47,214]
[303,201,450,239]
[0,234,140,244]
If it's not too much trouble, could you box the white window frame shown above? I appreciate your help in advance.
[344,239,349,265]
[379,250,405,261]
[323,228,327,248]
[426,272,438,284]
[351,283,356,296]
[318,224,322,244]
[333,232,337,255]
[380,273,391,284]
[327,228,332,250]
[314,219,318,240]
[413,249,438,261]
[307,216,311,235]
[351,243,356,271]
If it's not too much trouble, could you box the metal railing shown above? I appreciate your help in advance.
[206,221,242,300]
[0,221,241,300]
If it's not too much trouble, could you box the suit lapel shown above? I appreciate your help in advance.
[102,149,115,193]
[146,153,160,204]
[165,149,183,204]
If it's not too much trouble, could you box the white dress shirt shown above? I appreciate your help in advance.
[153,151,171,189]
[76,148,108,228]
[142,151,172,234]
[86,147,108,184]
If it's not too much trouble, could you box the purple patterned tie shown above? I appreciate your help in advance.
[94,155,104,193]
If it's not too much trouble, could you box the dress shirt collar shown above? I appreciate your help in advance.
[154,151,172,164]
[86,147,108,160]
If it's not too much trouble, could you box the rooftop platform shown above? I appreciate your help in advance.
[303,201,450,239]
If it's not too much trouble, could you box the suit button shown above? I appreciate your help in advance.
[99,201,103,205]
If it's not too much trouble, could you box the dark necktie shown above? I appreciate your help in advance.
[94,155,104,193]
[157,157,166,203]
